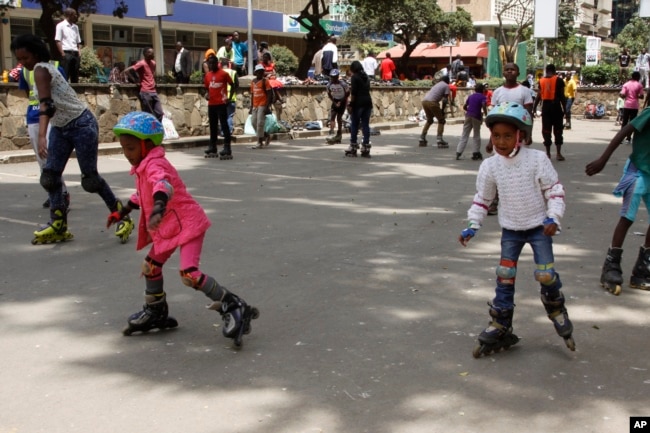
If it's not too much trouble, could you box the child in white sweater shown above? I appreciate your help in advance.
[458,102,575,358]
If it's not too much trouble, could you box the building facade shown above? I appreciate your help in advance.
[437,0,614,40]
[0,0,311,74]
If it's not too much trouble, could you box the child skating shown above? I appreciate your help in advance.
[458,102,575,358]
[110,112,259,348]
[325,69,349,145]
[586,108,650,295]
[455,83,487,160]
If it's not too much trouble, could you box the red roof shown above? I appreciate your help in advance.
[378,41,489,60]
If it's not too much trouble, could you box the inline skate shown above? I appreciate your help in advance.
[344,143,358,157]
[325,131,342,145]
[600,247,623,295]
[630,246,650,290]
[436,135,449,149]
[471,152,483,161]
[418,135,428,147]
[204,144,219,158]
[541,291,576,351]
[113,200,134,244]
[473,305,519,358]
[32,208,74,245]
[218,293,260,348]
[360,143,371,158]
[122,294,179,336]
[219,143,233,160]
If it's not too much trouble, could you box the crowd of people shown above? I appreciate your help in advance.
[11,22,650,358]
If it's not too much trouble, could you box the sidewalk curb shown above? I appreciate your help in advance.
[0,119,458,164]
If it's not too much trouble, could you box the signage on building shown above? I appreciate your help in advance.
[144,0,174,17]
[585,50,599,66]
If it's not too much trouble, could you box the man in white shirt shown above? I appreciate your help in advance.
[55,8,81,83]
[173,41,192,84]
[362,51,378,79]
[321,36,338,77]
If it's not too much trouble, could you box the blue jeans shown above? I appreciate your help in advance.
[44,109,117,211]
[492,226,562,310]
[565,98,574,124]
[226,101,236,133]
[349,105,371,145]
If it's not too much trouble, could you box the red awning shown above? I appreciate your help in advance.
[378,41,489,60]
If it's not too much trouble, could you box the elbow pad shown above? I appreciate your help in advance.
[39,98,56,118]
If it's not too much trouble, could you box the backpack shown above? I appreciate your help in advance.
[595,103,606,119]
[584,104,596,119]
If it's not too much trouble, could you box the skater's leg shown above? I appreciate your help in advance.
[456,117,471,157]
[217,105,233,157]
[42,125,74,211]
[611,217,633,248]
[420,101,435,142]
[69,110,118,210]
[177,235,258,345]
[360,106,371,146]
[530,227,574,347]
[206,104,219,154]
[123,248,178,335]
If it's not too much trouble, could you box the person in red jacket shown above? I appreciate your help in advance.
[111,112,259,347]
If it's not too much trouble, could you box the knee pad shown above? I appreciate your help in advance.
[535,264,558,286]
[180,267,204,289]
[496,259,517,284]
[141,256,163,279]
[439,118,446,125]
[40,169,62,193]
[81,171,103,193]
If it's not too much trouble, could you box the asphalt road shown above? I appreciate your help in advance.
[1,118,649,433]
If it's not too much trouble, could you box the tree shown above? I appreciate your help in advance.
[290,0,332,78]
[345,0,474,73]
[8,1,129,61]
[615,16,650,55]
[494,0,534,63]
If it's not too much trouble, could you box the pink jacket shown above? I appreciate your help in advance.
[129,146,211,253]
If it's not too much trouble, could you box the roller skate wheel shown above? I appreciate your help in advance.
[122,325,135,336]
[602,282,622,296]
[250,307,260,320]
[564,336,576,351]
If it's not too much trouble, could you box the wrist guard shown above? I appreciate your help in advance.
[39,98,56,118]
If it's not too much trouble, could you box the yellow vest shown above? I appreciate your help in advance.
[23,61,60,106]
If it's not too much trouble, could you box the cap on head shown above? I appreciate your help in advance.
[113,112,164,145]
[330,69,340,77]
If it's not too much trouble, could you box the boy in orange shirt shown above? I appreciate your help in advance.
[249,64,273,148]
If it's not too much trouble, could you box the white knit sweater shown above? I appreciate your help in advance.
[467,146,565,231]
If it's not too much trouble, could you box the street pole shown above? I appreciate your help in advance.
[157,15,164,76]
[247,0,253,75]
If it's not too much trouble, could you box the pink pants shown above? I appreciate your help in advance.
[147,233,205,280]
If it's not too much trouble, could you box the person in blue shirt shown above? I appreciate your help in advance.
[230,31,248,77]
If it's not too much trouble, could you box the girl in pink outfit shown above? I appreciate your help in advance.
[109,111,258,348]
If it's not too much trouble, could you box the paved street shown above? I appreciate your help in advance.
[1,117,649,433]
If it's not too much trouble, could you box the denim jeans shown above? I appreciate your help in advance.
[492,226,562,310]
[44,109,117,211]
[226,101,236,133]
[349,105,372,145]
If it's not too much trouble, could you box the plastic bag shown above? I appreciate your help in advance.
[162,111,179,140]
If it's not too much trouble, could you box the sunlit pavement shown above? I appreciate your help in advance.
[1,117,647,433]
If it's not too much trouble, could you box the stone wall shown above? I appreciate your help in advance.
[0,82,623,152]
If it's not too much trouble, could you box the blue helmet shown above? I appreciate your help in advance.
[485,102,533,137]
[113,112,164,145]
[330,69,340,77]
